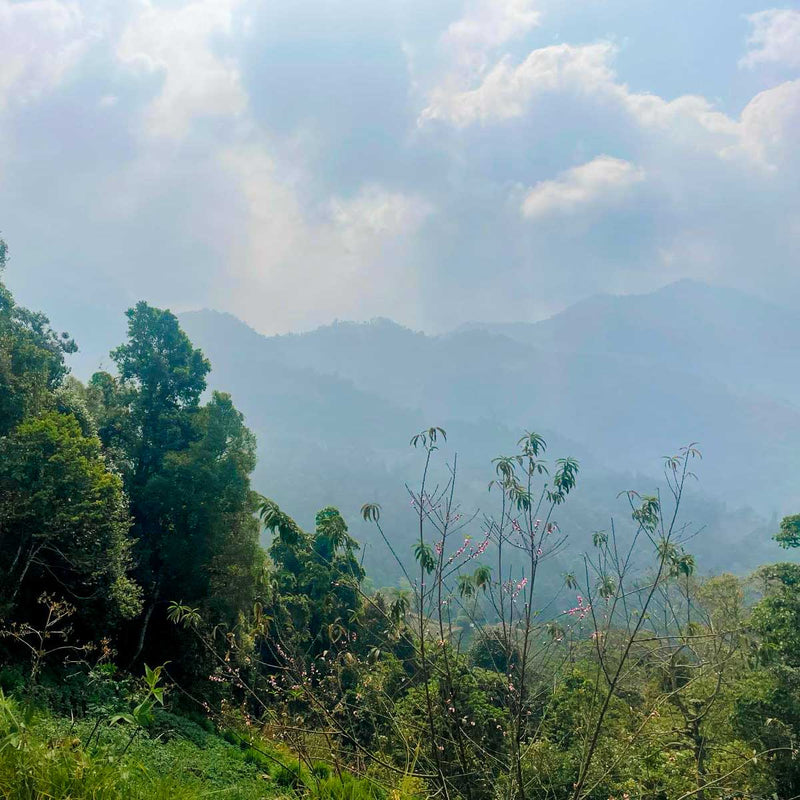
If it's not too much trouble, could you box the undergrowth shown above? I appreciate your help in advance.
[0,691,391,800]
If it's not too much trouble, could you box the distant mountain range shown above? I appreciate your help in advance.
[170,279,797,585]
[460,280,800,407]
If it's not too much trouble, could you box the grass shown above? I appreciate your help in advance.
[0,691,287,799]
[0,692,397,800]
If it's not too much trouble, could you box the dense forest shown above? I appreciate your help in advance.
[173,301,783,589]
[2,236,800,800]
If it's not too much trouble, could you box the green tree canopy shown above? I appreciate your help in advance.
[110,301,210,485]
[92,303,261,669]
[262,501,364,657]
[775,514,800,549]
[0,411,140,628]
[142,392,263,629]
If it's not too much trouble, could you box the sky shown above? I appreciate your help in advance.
[0,0,798,367]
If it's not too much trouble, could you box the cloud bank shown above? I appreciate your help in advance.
[0,0,797,359]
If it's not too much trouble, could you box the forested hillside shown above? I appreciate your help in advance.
[176,301,783,586]
[179,283,800,516]
[3,239,800,800]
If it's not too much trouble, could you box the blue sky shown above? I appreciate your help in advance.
[0,0,798,366]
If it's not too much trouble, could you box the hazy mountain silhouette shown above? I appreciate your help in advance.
[460,280,800,406]
[177,280,795,584]
[180,281,800,513]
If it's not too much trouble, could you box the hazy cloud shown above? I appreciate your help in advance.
[420,40,742,155]
[330,185,434,251]
[218,145,432,332]
[735,79,800,168]
[442,0,542,70]
[0,0,797,353]
[420,42,616,126]
[741,9,800,69]
[0,0,94,110]
[116,0,247,139]
[521,156,645,219]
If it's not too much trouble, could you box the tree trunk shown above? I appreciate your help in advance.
[10,543,40,602]
[129,575,160,668]
[692,720,707,800]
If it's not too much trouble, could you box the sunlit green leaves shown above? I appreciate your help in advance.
[775,514,800,549]
[413,542,436,574]
[166,601,201,630]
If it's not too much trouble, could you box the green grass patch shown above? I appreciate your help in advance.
[0,692,291,799]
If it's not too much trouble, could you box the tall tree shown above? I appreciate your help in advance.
[95,303,262,669]
[0,411,140,628]
[92,302,208,663]
[0,239,137,636]
[110,301,210,486]
[142,392,264,638]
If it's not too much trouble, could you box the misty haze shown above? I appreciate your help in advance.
[0,1,798,798]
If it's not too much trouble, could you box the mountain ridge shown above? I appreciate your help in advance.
[175,279,799,583]
[179,278,800,516]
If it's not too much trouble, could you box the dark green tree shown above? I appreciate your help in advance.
[752,562,800,668]
[0,241,136,638]
[142,392,264,638]
[109,301,210,486]
[261,501,365,657]
[733,562,800,796]
[89,303,208,663]
[775,513,800,550]
[0,411,141,628]
[93,302,262,669]
[728,517,800,796]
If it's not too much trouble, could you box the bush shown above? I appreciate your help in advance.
[149,709,212,746]
[274,758,309,789]
[311,761,333,779]
[0,665,25,694]
[310,774,386,800]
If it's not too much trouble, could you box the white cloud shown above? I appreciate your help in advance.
[420,40,741,148]
[420,39,767,176]
[0,0,95,110]
[0,0,249,139]
[116,0,247,139]
[419,0,544,137]
[442,0,542,70]
[621,91,737,138]
[330,185,433,251]
[421,42,615,126]
[733,79,800,168]
[741,9,800,69]
[218,146,433,332]
[521,156,644,219]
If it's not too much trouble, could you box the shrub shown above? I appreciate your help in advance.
[311,761,333,779]
[0,665,25,694]
[149,709,211,746]
[274,757,309,789]
[310,774,386,800]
